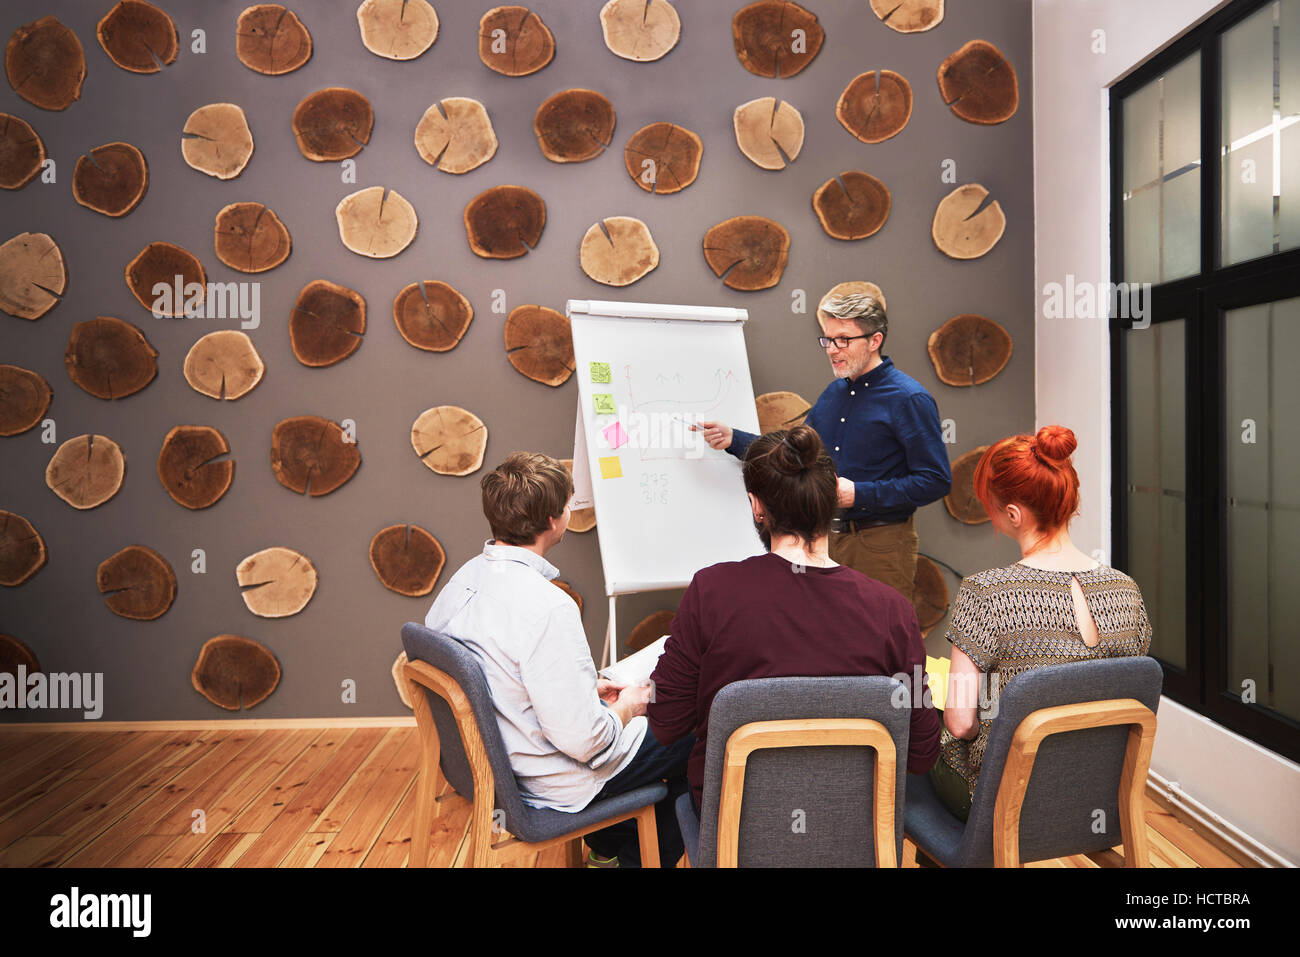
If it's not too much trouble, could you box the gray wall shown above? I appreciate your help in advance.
[1,0,1032,721]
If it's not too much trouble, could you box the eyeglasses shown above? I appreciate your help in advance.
[818,334,875,349]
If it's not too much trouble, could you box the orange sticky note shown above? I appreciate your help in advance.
[598,456,622,479]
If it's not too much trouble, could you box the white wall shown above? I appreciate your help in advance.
[1033,0,1300,864]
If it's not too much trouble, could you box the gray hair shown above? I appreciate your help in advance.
[820,292,887,345]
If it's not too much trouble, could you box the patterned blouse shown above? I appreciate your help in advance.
[939,562,1153,801]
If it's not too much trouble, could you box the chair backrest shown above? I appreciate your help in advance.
[400,622,534,832]
[957,656,1163,867]
[695,676,910,868]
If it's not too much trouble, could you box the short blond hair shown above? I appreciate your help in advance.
[480,452,573,545]
[819,291,887,345]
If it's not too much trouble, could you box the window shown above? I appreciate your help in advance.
[1112,0,1300,762]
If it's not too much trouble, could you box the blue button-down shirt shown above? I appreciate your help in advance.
[730,357,951,523]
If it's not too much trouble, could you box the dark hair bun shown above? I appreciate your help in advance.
[1035,425,1077,462]
[767,425,820,474]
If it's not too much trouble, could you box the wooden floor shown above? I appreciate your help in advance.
[0,725,1241,868]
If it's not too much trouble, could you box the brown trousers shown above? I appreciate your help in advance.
[828,516,919,603]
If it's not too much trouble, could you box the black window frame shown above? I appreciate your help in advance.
[1110,0,1300,763]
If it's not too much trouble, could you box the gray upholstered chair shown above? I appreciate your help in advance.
[400,622,667,868]
[904,656,1162,868]
[674,675,910,867]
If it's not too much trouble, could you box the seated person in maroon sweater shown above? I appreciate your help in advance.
[647,425,941,810]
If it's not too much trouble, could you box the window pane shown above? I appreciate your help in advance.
[1125,320,1186,668]
[1224,295,1300,721]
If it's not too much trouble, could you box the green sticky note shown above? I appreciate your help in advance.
[593,393,617,415]
[590,362,612,383]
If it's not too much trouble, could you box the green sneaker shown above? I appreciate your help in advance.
[586,851,620,868]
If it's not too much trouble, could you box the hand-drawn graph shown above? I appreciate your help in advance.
[621,363,740,462]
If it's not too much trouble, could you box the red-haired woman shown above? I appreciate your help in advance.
[931,426,1153,821]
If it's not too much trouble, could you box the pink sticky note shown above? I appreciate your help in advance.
[602,421,628,450]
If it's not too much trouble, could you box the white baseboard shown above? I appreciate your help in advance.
[1147,769,1294,868]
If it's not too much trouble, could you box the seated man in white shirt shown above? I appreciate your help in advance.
[424,451,692,867]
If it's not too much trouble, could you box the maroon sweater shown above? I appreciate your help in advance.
[647,552,941,807]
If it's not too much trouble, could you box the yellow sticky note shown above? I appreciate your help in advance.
[590,362,612,383]
[926,655,950,711]
[598,456,622,479]
[593,393,617,415]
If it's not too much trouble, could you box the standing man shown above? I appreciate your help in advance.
[697,282,951,601]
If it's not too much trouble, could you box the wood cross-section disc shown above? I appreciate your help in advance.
[479,6,554,76]
[73,142,148,217]
[271,416,360,496]
[870,0,944,33]
[734,97,803,170]
[945,446,991,524]
[369,523,445,596]
[97,544,176,620]
[292,87,373,161]
[755,391,811,435]
[125,241,204,316]
[0,634,39,674]
[182,103,254,180]
[237,4,312,75]
[533,89,615,163]
[184,330,265,400]
[628,610,674,653]
[393,280,472,352]
[504,305,573,386]
[813,171,891,240]
[237,546,317,617]
[46,434,125,509]
[580,217,659,286]
[560,460,595,533]
[336,186,417,258]
[464,185,545,259]
[0,113,46,189]
[927,313,1013,386]
[938,39,1018,125]
[912,554,949,637]
[837,70,912,143]
[703,216,789,291]
[732,1,823,78]
[415,98,497,174]
[0,364,52,435]
[290,279,365,367]
[932,183,1006,260]
[192,634,280,710]
[0,511,47,586]
[6,16,86,111]
[64,315,158,399]
[411,406,487,476]
[624,122,702,194]
[158,425,234,509]
[0,231,65,319]
[357,0,438,60]
[600,0,680,62]
[97,0,177,74]
[215,201,291,273]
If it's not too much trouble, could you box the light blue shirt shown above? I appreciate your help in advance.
[425,541,647,812]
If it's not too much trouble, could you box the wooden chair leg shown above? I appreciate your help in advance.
[467,801,494,868]
[902,837,918,869]
[566,836,585,868]
[410,764,438,867]
[636,804,661,868]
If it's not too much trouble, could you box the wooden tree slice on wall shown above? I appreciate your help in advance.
[600,0,680,62]
[64,315,158,400]
[336,186,417,258]
[369,523,445,596]
[912,554,949,638]
[0,364,52,435]
[732,1,823,78]
[292,87,373,161]
[158,425,234,509]
[97,544,176,620]
[290,279,365,367]
[271,416,361,496]
[733,97,803,170]
[580,217,659,286]
[0,634,39,674]
[414,97,497,174]
[560,460,595,533]
[553,579,583,614]
[755,390,811,435]
[73,142,148,217]
[533,89,615,163]
[46,434,125,509]
[357,0,438,60]
[818,280,886,317]
[125,241,204,316]
[927,313,1013,387]
[624,122,702,194]
[184,330,264,400]
[813,171,891,241]
[479,6,554,76]
[97,1,177,73]
[236,4,312,75]
[411,405,487,476]
[0,232,65,320]
[870,0,944,33]
[0,511,47,586]
[837,70,913,143]
[504,305,573,386]
[0,113,45,189]
[237,546,318,617]
[192,634,280,710]
[214,202,291,273]
[702,216,790,291]
[464,185,545,259]
[932,183,1005,260]
[628,610,674,652]
[938,39,1018,125]
[945,446,991,524]
[182,103,254,180]
[393,280,471,352]
[6,16,85,111]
